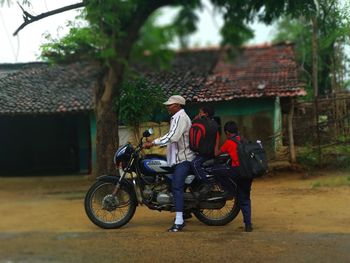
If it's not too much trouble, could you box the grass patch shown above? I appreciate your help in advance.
[312,181,321,188]
[311,175,350,188]
[297,143,350,170]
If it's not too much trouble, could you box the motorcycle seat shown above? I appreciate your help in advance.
[202,153,231,168]
[202,158,215,167]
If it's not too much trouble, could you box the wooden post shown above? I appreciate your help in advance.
[288,98,296,163]
[311,16,319,99]
[311,16,322,166]
[315,98,322,166]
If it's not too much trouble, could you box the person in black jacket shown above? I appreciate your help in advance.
[190,106,220,199]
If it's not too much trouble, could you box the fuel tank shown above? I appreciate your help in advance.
[139,154,174,176]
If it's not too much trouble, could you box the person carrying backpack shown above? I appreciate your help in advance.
[213,121,254,232]
[190,106,220,199]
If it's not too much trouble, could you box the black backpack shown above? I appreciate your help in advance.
[189,118,218,156]
[231,137,268,178]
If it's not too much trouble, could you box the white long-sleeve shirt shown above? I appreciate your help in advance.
[153,109,195,166]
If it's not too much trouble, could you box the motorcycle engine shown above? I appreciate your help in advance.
[156,192,173,204]
[143,186,153,200]
[142,184,173,205]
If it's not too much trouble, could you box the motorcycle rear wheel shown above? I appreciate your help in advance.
[193,182,240,226]
[84,180,137,229]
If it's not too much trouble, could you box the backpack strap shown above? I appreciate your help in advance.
[229,135,240,144]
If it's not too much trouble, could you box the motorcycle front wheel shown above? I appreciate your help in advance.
[193,181,240,226]
[84,180,137,229]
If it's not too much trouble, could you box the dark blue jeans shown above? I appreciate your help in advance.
[191,155,211,182]
[211,165,253,226]
[172,161,191,212]
[236,177,252,226]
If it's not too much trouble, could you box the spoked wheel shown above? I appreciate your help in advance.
[193,181,240,226]
[84,180,137,229]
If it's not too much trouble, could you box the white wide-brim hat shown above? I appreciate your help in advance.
[163,95,186,105]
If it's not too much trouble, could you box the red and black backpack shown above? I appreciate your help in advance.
[189,118,218,156]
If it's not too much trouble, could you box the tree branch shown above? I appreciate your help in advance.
[13,2,86,36]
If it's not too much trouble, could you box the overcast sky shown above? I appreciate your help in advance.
[0,0,274,63]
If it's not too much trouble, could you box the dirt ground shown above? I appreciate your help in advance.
[0,169,349,263]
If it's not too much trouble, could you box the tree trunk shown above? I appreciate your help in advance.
[94,99,119,176]
[93,65,121,177]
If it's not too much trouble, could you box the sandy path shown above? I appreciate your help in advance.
[0,171,349,262]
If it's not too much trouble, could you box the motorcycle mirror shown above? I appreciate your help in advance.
[143,128,154,138]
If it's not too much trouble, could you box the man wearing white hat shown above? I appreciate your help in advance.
[144,95,195,232]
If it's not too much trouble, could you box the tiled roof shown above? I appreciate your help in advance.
[0,62,44,78]
[196,43,306,102]
[0,62,98,115]
[141,49,219,101]
[0,42,305,115]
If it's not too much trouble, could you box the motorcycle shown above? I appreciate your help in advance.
[84,128,240,229]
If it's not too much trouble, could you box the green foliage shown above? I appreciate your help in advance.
[220,21,254,46]
[129,11,176,70]
[273,17,313,98]
[40,1,170,64]
[117,77,166,126]
[311,176,350,188]
[85,0,132,34]
[311,181,321,188]
[172,6,199,48]
[297,142,350,170]
[260,0,317,22]
[40,23,110,63]
[297,146,319,167]
[211,0,317,45]
[272,1,350,97]
[40,11,176,69]
[345,80,350,90]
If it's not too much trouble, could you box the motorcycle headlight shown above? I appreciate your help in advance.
[113,143,133,170]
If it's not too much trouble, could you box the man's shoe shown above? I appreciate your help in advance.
[245,224,253,232]
[168,222,185,232]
